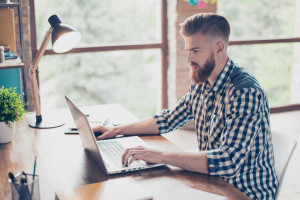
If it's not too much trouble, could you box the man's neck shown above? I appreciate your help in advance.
[208,55,229,86]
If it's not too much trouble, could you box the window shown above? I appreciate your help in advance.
[218,0,300,110]
[32,0,167,118]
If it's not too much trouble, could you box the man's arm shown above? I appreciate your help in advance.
[121,147,209,174]
[93,84,196,140]
[92,117,160,140]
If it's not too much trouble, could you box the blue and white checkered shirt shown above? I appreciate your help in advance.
[154,58,279,200]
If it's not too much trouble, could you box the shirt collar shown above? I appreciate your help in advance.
[203,58,235,94]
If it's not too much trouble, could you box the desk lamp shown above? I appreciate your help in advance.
[29,15,81,128]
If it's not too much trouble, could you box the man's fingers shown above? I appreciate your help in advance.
[128,154,143,165]
[122,147,147,165]
[96,133,108,140]
[121,148,130,164]
[92,125,104,132]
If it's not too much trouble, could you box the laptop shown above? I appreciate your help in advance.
[65,96,165,174]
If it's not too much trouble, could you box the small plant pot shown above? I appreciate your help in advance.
[0,122,15,144]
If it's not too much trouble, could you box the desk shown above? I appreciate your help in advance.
[0,104,250,200]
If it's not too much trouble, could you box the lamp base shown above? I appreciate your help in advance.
[29,113,65,129]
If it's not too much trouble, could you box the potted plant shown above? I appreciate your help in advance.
[0,86,26,143]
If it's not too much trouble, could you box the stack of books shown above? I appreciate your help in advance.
[2,45,18,60]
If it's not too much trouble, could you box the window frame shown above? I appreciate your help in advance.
[228,37,300,113]
[29,0,300,113]
[29,0,168,110]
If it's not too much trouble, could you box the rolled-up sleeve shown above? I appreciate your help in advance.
[207,88,263,177]
[154,85,195,134]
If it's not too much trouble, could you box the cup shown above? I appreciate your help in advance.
[9,173,40,200]
[0,46,4,63]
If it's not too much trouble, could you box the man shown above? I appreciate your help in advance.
[93,13,278,200]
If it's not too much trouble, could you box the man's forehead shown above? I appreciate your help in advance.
[184,34,211,49]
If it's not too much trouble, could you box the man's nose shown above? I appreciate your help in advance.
[186,51,192,63]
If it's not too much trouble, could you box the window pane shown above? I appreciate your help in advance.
[35,0,161,46]
[228,43,300,107]
[218,0,300,40]
[39,50,161,118]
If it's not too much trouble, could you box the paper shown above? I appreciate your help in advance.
[56,177,152,200]
[154,183,227,200]
[188,0,199,5]
[198,1,206,8]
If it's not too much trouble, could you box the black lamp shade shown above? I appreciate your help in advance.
[48,15,81,53]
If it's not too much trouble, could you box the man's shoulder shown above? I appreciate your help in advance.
[228,64,262,92]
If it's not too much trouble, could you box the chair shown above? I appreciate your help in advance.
[272,131,297,199]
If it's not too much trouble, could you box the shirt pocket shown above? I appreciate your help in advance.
[209,112,225,140]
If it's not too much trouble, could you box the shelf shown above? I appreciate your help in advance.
[0,2,20,8]
[0,57,24,69]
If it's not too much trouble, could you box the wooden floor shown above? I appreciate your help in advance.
[162,110,300,200]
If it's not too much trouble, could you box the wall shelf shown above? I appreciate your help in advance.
[0,3,20,8]
[0,0,26,100]
[0,57,24,69]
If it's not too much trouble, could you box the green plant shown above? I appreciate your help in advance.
[0,86,27,128]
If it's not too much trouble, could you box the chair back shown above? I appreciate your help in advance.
[272,131,297,199]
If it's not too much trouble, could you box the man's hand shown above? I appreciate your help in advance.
[121,146,165,166]
[92,118,160,140]
[92,125,119,140]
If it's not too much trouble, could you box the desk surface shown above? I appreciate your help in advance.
[0,104,250,200]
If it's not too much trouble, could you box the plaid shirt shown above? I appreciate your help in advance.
[154,59,279,200]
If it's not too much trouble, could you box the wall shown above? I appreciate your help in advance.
[167,0,216,129]
[14,0,33,111]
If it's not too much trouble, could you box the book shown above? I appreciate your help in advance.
[0,9,17,52]
[55,177,152,200]
[4,51,17,59]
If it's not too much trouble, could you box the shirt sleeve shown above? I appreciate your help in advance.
[207,87,265,177]
[154,84,195,134]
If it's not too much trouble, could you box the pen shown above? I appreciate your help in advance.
[8,172,18,183]
[103,117,111,126]
[20,176,31,200]
[32,156,37,181]
[30,155,37,200]
[22,171,28,184]
[8,172,22,197]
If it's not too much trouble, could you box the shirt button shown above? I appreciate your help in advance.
[206,116,211,121]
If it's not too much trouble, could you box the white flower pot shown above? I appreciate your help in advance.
[0,121,15,144]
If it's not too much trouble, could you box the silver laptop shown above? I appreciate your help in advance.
[65,95,165,174]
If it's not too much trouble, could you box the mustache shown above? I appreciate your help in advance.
[189,61,199,67]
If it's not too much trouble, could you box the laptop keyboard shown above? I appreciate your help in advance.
[97,140,143,168]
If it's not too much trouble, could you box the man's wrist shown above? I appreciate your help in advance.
[160,151,169,164]
[112,125,125,137]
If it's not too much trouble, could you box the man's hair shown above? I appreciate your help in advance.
[180,13,230,43]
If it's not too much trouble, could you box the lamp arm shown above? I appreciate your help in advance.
[29,26,53,119]
[30,27,53,76]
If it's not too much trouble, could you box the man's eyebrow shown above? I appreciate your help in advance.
[186,47,202,51]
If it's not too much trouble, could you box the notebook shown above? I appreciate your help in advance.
[65,95,165,174]
[0,9,17,52]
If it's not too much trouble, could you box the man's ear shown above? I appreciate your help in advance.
[216,41,225,54]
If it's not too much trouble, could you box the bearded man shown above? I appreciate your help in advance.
[93,13,279,200]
